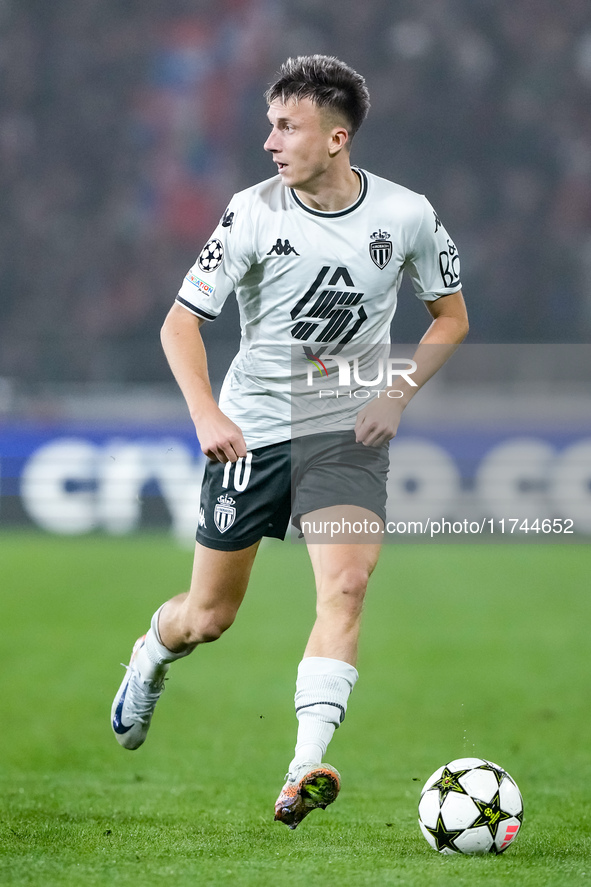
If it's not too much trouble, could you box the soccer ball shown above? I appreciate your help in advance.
[418,757,523,855]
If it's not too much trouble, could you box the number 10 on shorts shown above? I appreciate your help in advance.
[222,453,253,492]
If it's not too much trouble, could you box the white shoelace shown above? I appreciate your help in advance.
[122,665,166,724]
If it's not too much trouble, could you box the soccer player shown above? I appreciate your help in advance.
[111,55,468,829]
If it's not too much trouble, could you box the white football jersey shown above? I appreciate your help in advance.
[176,168,461,448]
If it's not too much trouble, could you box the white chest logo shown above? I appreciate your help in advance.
[369,229,392,269]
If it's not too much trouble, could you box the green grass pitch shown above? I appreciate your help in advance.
[1,532,590,886]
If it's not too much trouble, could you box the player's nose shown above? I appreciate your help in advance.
[264,130,279,152]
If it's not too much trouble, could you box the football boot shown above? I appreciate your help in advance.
[274,763,341,829]
[111,635,167,750]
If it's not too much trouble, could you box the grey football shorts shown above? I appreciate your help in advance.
[195,430,389,551]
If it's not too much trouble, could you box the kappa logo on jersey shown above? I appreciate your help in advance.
[198,238,224,273]
[267,238,300,256]
[221,208,235,229]
[198,507,207,528]
[214,494,236,533]
[369,229,392,269]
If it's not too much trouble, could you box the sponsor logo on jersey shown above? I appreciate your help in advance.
[214,494,236,533]
[185,272,215,298]
[439,238,461,288]
[198,506,207,528]
[198,238,224,272]
[221,208,235,229]
[290,266,366,345]
[267,238,300,256]
[369,230,392,269]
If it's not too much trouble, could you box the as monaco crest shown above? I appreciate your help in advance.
[214,494,236,533]
[369,229,392,269]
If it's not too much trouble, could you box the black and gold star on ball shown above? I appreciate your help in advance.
[469,793,515,841]
[433,767,470,804]
[424,813,464,853]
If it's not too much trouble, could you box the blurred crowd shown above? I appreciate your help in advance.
[1,0,590,384]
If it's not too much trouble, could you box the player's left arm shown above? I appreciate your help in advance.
[355,290,468,447]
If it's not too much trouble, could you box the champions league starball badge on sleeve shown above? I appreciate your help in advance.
[198,239,224,273]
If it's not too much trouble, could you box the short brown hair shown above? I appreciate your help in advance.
[265,55,370,140]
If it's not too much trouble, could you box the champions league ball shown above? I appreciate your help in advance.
[418,757,523,855]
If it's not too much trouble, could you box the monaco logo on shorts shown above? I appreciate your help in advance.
[214,494,236,533]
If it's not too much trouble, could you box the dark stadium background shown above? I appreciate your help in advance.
[0,0,590,540]
[1,0,590,388]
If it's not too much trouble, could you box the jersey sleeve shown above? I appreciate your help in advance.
[405,197,462,302]
[176,195,253,321]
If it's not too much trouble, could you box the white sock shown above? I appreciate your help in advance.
[289,657,359,772]
[134,605,190,681]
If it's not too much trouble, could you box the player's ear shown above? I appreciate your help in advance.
[328,126,350,156]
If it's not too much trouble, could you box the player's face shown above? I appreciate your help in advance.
[264,97,344,191]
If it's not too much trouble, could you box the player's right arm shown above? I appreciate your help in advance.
[160,303,247,463]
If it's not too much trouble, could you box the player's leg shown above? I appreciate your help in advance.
[302,506,382,664]
[158,540,260,651]
[111,540,259,750]
[111,440,291,751]
[275,505,382,828]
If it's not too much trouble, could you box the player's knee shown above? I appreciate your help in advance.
[340,563,371,595]
[184,607,237,645]
[323,565,369,612]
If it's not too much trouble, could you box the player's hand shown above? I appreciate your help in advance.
[354,395,404,447]
[193,406,248,463]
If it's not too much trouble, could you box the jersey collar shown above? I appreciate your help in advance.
[289,168,368,218]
